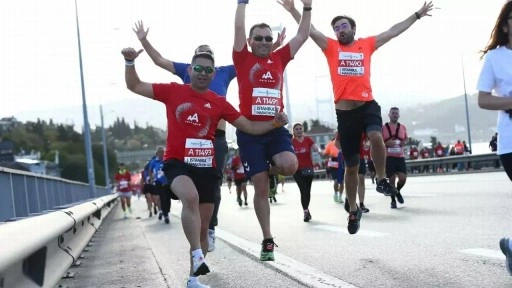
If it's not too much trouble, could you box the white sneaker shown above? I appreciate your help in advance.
[207,229,216,252]
[187,279,211,288]
[192,256,210,276]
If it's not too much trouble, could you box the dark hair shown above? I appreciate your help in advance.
[330,15,356,29]
[195,45,214,56]
[292,122,303,130]
[249,23,272,37]
[191,52,215,66]
[481,1,512,58]
[390,107,399,111]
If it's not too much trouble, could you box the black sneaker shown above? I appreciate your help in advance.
[237,198,242,207]
[244,201,248,206]
[158,212,163,220]
[396,192,404,204]
[344,198,349,213]
[347,206,362,234]
[360,203,370,213]
[390,201,397,209]
[272,196,277,202]
[153,206,158,215]
[376,178,398,196]
[164,216,170,224]
[303,210,312,222]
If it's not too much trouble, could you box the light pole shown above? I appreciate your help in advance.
[461,54,473,153]
[271,24,292,129]
[74,0,96,197]
[100,105,110,189]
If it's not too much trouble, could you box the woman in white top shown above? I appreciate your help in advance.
[477,0,512,276]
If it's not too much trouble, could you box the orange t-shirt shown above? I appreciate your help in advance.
[323,37,377,103]
[324,140,340,168]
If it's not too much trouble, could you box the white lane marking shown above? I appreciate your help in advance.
[216,228,359,288]
[460,248,505,260]
[170,210,358,288]
[312,225,389,237]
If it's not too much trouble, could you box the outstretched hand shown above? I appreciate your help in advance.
[121,47,144,61]
[273,110,289,127]
[132,20,149,41]
[276,0,295,12]
[275,27,287,46]
[417,1,434,18]
[300,0,312,8]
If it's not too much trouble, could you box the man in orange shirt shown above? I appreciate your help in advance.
[279,0,434,234]
[324,131,344,203]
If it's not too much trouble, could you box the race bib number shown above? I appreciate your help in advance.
[157,170,165,178]
[251,88,281,116]
[387,147,401,154]
[184,138,214,167]
[119,180,128,189]
[436,150,443,156]
[413,152,418,157]
[236,165,245,174]
[327,159,338,168]
[337,52,364,76]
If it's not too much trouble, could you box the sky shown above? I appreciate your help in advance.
[0,0,507,134]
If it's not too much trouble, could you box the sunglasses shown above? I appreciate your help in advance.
[192,65,214,74]
[333,23,350,32]
[253,35,273,42]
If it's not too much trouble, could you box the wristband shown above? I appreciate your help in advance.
[303,7,312,11]
[415,12,421,20]
[238,0,248,4]
[272,120,282,128]
[125,60,135,66]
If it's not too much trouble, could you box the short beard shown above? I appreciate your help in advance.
[338,33,354,45]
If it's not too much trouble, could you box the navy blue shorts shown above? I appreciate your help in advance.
[236,127,294,178]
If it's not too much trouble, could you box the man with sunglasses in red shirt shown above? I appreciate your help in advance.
[233,0,312,262]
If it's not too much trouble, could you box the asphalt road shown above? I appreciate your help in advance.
[60,171,512,288]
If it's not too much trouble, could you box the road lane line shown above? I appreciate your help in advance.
[460,248,505,260]
[170,210,358,288]
[313,225,389,237]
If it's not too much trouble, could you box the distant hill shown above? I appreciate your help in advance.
[397,93,497,145]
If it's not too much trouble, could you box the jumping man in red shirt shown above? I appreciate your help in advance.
[233,0,312,261]
[279,0,434,234]
[122,48,289,287]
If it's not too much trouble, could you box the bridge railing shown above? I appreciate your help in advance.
[0,167,111,222]
[0,194,118,288]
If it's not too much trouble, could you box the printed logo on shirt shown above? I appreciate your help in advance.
[186,113,199,123]
[267,59,273,64]
[261,71,273,80]
[204,103,211,109]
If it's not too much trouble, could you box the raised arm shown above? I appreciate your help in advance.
[121,47,154,99]
[278,0,328,50]
[233,1,248,52]
[231,111,289,135]
[286,0,312,57]
[375,1,434,49]
[133,20,176,74]
[271,27,287,51]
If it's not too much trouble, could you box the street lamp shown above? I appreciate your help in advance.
[74,0,96,197]
[100,105,111,189]
[461,53,473,153]
[271,24,292,129]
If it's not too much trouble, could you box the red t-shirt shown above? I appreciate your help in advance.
[115,170,132,192]
[153,83,241,166]
[434,145,445,157]
[409,148,419,160]
[232,44,293,121]
[421,149,430,159]
[292,136,315,170]
[230,155,246,180]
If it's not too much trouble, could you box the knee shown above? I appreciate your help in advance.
[367,131,383,142]
[181,192,199,208]
[274,153,298,176]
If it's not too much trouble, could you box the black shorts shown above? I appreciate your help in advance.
[386,156,407,177]
[367,159,376,172]
[234,178,248,187]
[358,159,367,175]
[336,101,382,166]
[162,159,220,204]
[142,183,154,194]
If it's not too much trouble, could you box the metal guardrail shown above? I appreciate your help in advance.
[0,194,118,288]
[286,152,502,181]
[0,167,111,222]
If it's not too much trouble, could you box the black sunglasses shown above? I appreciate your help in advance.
[253,35,273,42]
[192,65,214,74]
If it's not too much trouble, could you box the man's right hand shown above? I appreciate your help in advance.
[133,20,149,41]
[121,47,144,61]
[277,0,295,12]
